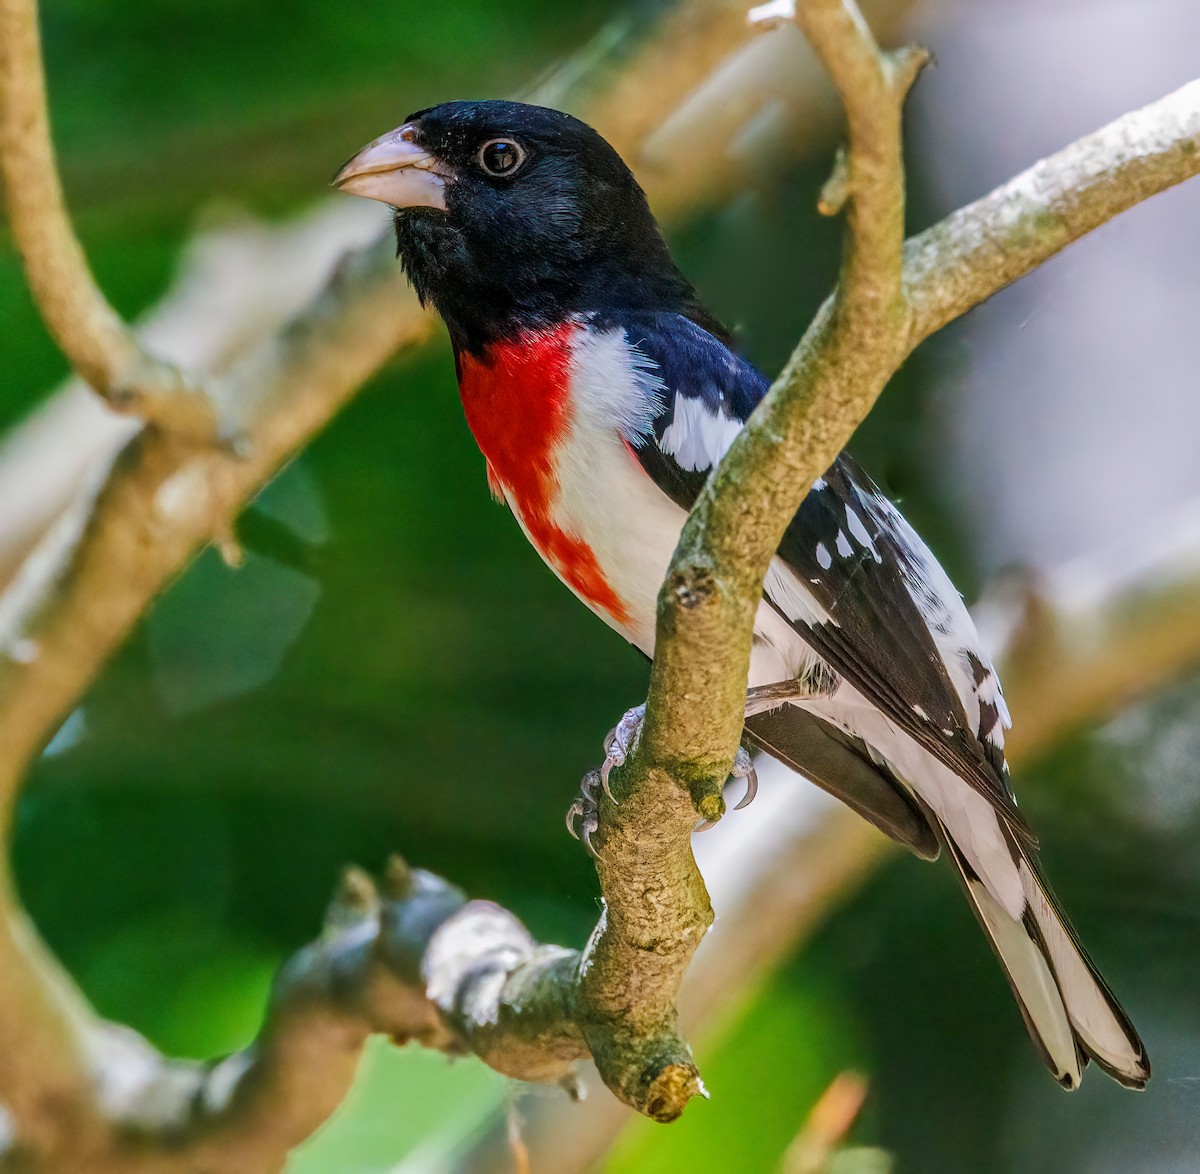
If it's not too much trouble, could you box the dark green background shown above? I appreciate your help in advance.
[2,2,1197,1169]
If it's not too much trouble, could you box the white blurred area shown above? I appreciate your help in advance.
[907,7,1200,1166]
[909,0,1200,573]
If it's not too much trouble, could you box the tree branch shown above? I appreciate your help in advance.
[0,0,216,434]
[905,79,1200,346]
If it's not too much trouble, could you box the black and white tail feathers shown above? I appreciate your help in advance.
[932,811,1150,1090]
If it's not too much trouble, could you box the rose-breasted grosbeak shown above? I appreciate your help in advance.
[334,100,1149,1090]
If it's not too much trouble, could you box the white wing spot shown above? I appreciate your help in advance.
[816,542,832,570]
[835,530,853,558]
[765,559,836,626]
[659,395,743,473]
[845,505,882,562]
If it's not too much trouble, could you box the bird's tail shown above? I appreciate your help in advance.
[935,814,1150,1090]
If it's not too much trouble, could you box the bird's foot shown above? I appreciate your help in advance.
[566,768,604,860]
[567,702,761,851]
[600,703,645,797]
[566,703,646,858]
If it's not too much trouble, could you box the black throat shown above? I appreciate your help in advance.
[393,206,722,357]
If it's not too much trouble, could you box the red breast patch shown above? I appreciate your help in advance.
[458,324,630,624]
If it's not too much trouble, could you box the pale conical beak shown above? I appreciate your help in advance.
[331,124,449,210]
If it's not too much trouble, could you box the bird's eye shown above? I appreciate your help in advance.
[478,138,526,177]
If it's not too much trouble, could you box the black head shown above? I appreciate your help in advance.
[333,100,720,354]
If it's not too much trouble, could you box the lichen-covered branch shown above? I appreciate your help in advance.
[905,79,1200,347]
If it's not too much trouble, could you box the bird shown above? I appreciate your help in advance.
[333,99,1150,1091]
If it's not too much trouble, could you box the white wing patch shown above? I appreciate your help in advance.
[659,394,743,473]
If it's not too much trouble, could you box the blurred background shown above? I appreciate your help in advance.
[2,0,1199,1169]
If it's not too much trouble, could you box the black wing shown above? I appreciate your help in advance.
[781,458,1026,835]
[619,311,1025,838]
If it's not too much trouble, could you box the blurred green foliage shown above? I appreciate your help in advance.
[3,1,1199,1170]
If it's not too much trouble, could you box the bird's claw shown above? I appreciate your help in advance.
[566,705,645,860]
[599,704,645,799]
[731,744,758,810]
[569,708,758,852]
[566,769,603,860]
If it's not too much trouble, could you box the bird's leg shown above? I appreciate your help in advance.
[744,679,818,716]
[566,704,644,860]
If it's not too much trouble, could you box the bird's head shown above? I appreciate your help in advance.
[333,100,706,353]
